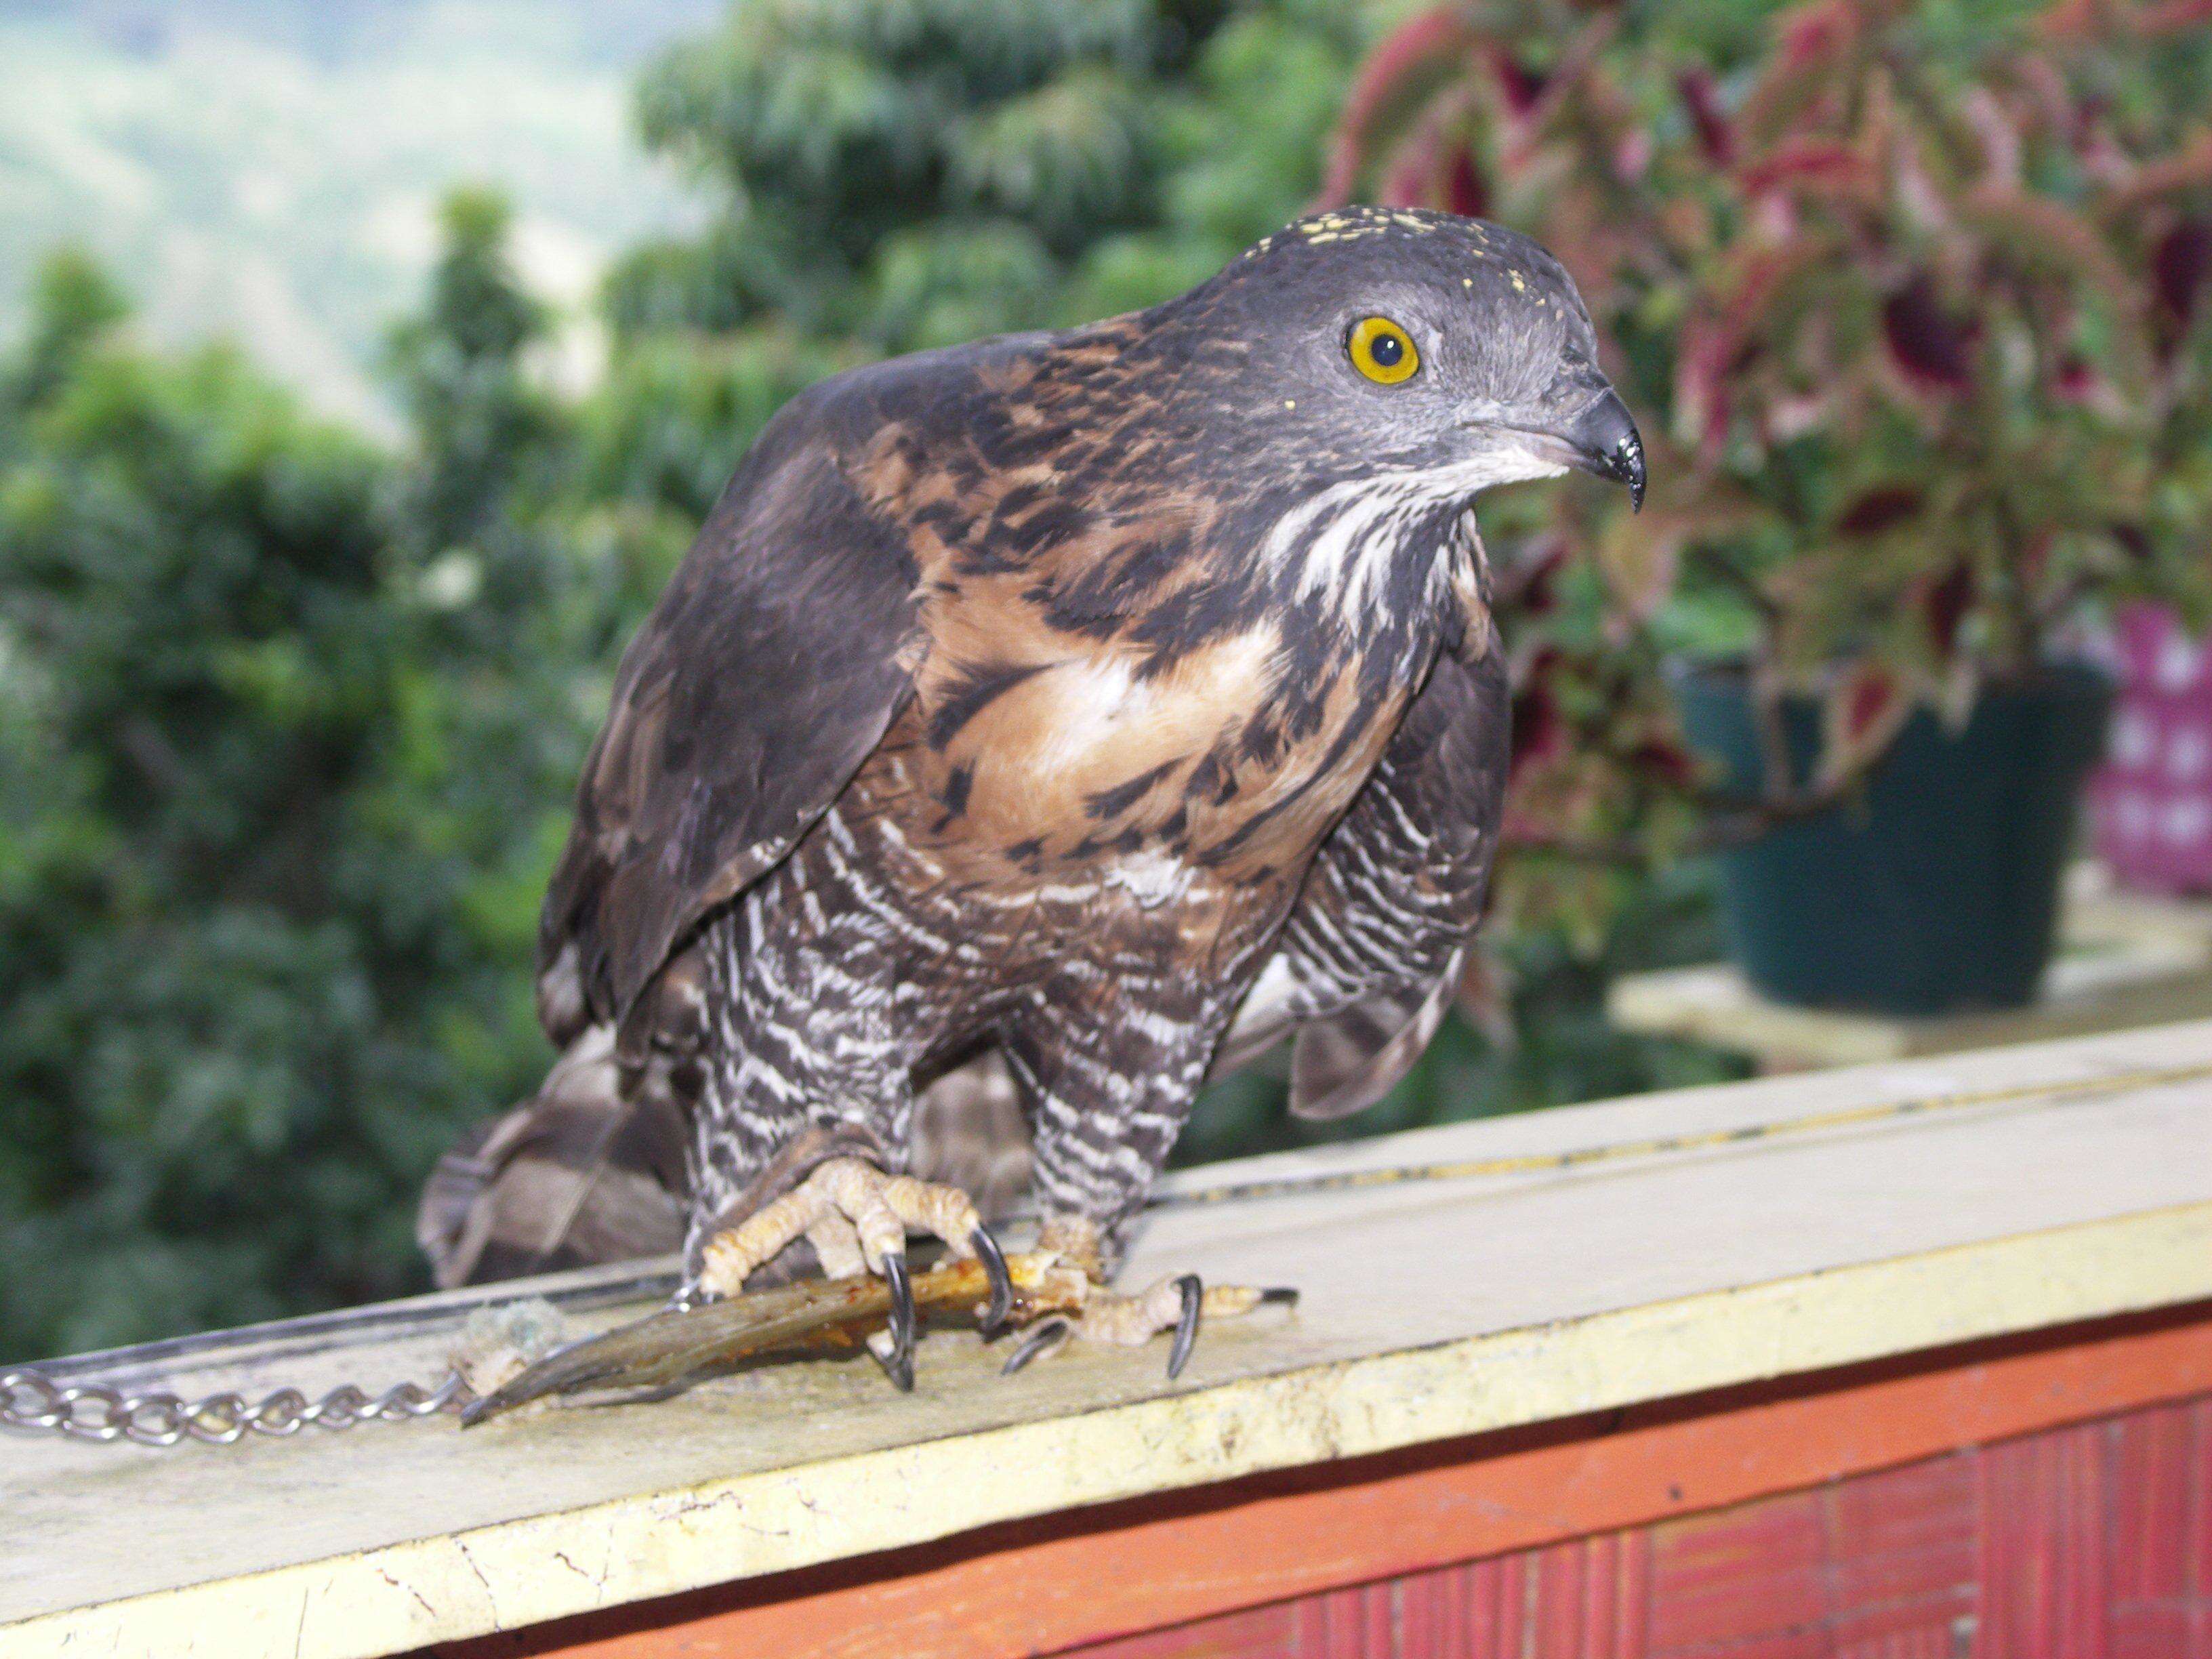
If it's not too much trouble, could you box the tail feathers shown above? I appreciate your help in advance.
[417,1025,689,1288]
[1287,948,1467,1122]
[418,1039,1038,1290]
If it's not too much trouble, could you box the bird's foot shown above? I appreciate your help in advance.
[994,1216,1295,1381]
[456,1244,1294,1425]
[693,1155,1014,1390]
[461,1251,1058,1425]
[1000,1275,1296,1380]
[456,1209,1290,1426]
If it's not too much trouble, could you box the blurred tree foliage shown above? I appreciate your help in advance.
[0,202,601,1354]
[0,0,1737,1360]
[607,0,1361,351]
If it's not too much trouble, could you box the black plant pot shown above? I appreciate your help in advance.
[1672,661,2114,1015]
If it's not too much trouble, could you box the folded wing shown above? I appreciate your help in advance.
[537,383,926,1042]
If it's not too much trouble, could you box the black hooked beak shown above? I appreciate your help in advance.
[1563,387,1646,512]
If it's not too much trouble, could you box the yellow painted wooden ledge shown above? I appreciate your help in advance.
[5,1020,2211,1659]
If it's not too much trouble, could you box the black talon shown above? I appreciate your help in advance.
[1166,1274,1204,1380]
[1258,1286,1299,1307]
[872,1338,915,1393]
[970,1225,1013,1337]
[880,1253,916,1392]
[1001,1316,1073,1376]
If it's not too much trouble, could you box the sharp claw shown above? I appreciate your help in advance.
[880,1252,916,1391]
[1258,1286,1300,1307]
[1001,1316,1073,1376]
[1167,1274,1203,1380]
[970,1225,1013,1336]
[869,1330,915,1392]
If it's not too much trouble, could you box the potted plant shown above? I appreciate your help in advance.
[1326,0,2212,1013]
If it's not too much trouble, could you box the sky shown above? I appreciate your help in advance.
[0,0,720,429]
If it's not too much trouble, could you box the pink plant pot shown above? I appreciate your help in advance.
[2089,603,2212,895]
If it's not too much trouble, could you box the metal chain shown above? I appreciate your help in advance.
[0,1365,468,1447]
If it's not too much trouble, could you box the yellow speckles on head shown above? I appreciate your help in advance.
[1278,203,1471,258]
[1462,277,1473,288]
[1509,270,1526,293]
[1291,205,1402,248]
[1283,399,1296,411]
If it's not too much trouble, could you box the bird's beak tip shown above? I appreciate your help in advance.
[1565,388,1645,514]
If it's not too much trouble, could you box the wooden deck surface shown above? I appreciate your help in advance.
[5,1021,2211,1659]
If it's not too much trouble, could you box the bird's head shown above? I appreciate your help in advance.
[1154,207,1643,513]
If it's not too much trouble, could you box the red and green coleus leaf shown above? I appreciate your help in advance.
[1880,274,1980,389]
[2153,218,2211,333]
[1817,658,1919,791]
[1445,146,1488,216]
[1319,7,1478,204]
[1835,484,1923,536]
[1916,559,1980,658]
[1677,67,1735,165]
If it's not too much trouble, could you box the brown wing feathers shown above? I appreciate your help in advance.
[538,388,927,1039]
[455,386,935,1286]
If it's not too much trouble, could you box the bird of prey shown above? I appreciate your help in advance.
[420,206,1645,1389]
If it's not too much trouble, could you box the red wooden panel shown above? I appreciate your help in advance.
[1397,1557,1494,1658]
[1401,1553,1525,1659]
[1291,1582,1397,1659]
[2106,1397,2212,1659]
[1063,1396,2211,1659]
[1835,1632,1955,1659]
[1550,1534,1646,1659]
[1975,1420,2112,1659]
[2108,1402,2192,1659]
[1647,1489,1826,1653]
[2193,1397,2212,1659]
[1078,1601,1300,1659]
[1611,1535,1655,1659]
[1826,1454,1976,1656]
[1082,1536,1670,1659]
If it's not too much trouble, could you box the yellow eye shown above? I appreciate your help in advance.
[1347,315,1419,384]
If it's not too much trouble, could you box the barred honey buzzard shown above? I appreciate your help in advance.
[422,207,1645,1391]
